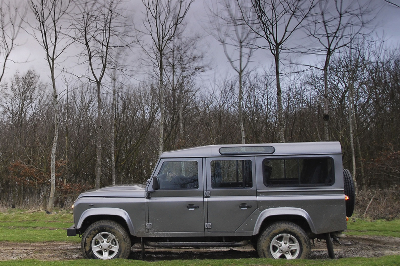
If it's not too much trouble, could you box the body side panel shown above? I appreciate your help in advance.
[74,198,146,236]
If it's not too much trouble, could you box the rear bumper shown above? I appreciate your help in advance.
[67,225,77,236]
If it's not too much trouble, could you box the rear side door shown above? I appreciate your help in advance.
[147,158,204,236]
[205,157,257,235]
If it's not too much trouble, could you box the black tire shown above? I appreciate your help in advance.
[257,222,311,259]
[81,220,131,259]
[343,169,355,217]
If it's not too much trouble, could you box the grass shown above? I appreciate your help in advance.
[0,210,399,265]
[0,256,400,266]
[0,209,79,243]
[2,209,399,242]
[346,218,400,238]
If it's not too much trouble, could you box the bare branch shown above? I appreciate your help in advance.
[0,0,26,83]
[384,0,400,8]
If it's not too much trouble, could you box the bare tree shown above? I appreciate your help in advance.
[164,33,206,149]
[0,0,25,83]
[239,0,316,142]
[306,0,373,140]
[29,0,72,212]
[3,70,43,147]
[138,0,193,155]
[72,0,126,188]
[207,0,256,144]
[328,41,371,193]
[109,50,126,186]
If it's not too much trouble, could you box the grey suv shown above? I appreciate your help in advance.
[67,141,355,260]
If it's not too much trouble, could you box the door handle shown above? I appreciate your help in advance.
[239,203,252,209]
[187,204,199,210]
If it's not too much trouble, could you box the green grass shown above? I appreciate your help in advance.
[0,210,399,265]
[0,256,400,266]
[346,218,400,237]
[0,209,79,242]
[2,209,398,242]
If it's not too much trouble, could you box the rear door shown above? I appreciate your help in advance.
[205,157,257,235]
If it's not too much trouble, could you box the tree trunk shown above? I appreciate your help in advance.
[179,96,184,142]
[65,83,69,188]
[47,64,58,212]
[111,76,116,186]
[95,81,102,189]
[356,127,365,190]
[275,49,285,143]
[239,44,245,144]
[47,104,58,212]
[323,53,331,141]
[158,56,164,156]
[348,79,358,194]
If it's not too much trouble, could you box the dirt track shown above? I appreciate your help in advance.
[1,235,400,261]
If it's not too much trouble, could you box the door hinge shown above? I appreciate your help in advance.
[204,190,211,198]
[205,223,212,229]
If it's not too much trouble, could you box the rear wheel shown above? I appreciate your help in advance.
[81,220,131,259]
[257,222,310,259]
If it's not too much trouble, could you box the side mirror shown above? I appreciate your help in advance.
[145,176,159,199]
[153,176,160,190]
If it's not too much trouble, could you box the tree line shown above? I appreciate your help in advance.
[0,0,399,210]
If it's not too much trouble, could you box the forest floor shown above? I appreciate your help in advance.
[0,235,400,261]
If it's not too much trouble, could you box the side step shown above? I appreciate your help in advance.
[144,240,249,248]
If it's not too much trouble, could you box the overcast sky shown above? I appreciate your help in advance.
[4,0,400,86]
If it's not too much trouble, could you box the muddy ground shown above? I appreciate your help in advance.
[1,235,400,261]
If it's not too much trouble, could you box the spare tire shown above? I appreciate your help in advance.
[343,169,355,217]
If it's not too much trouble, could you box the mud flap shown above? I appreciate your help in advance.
[326,233,335,259]
[141,237,145,260]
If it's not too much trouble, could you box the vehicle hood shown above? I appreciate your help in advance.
[77,184,146,199]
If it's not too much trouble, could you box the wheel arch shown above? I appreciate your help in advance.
[77,208,135,236]
[253,208,316,235]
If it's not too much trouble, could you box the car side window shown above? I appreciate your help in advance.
[211,160,252,188]
[263,157,334,186]
[157,161,199,190]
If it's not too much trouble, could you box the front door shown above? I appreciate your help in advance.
[205,157,257,235]
[147,158,204,236]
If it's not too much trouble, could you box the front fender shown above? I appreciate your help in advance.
[253,207,316,235]
[77,208,135,235]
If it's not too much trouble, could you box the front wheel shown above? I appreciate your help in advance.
[257,222,310,259]
[81,220,131,259]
